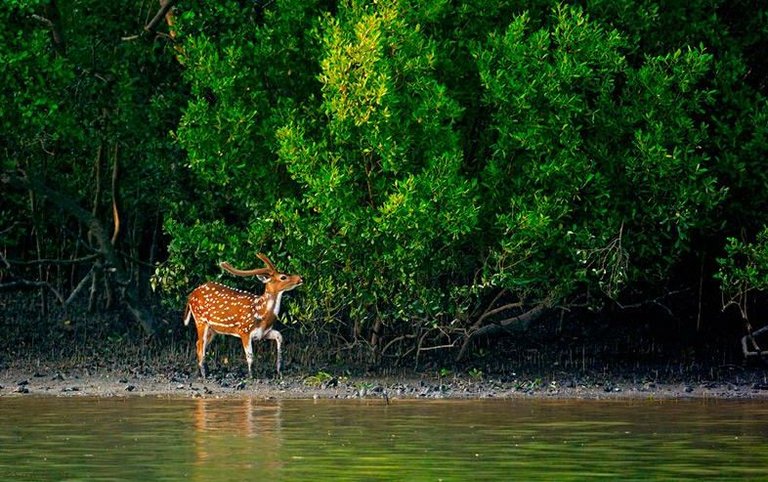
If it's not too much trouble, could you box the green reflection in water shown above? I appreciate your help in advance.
[1,397,767,481]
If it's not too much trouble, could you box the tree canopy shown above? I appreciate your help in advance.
[2,0,767,363]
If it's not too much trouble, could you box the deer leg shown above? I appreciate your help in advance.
[195,323,206,378]
[241,334,254,378]
[264,329,283,377]
[196,324,214,378]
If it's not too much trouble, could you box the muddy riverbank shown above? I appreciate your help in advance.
[3,296,767,400]
[3,362,767,400]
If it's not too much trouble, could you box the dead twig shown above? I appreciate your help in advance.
[4,254,99,266]
[614,288,689,317]
[0,279,65,304]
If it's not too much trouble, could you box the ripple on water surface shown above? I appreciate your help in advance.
[2,397,768,481]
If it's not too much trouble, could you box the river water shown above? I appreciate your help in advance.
[2,397,767,480]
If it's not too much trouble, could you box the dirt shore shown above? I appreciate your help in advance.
[3,364,768,400]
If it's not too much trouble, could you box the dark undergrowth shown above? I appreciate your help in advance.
[1,293,764,387]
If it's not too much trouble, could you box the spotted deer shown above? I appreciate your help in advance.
[183,253,303,378]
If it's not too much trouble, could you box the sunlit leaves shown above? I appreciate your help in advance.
[475,5,720,302]
[158,0,768,337]
[274,0,477,327]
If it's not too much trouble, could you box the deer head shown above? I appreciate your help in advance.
[219,253,303,293]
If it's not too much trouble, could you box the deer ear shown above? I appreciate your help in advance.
[257,274,270,283]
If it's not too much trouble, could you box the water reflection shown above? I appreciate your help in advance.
[2,397,768,480]
[191,397,283,478]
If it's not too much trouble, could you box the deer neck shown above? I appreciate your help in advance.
[261,289,285,318]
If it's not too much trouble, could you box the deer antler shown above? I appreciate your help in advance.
[256,253,277,273]
[219,253,275,277]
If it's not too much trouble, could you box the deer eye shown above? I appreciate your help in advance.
[279,275,288,281]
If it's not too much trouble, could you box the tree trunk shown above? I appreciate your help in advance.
[7,173,156,335]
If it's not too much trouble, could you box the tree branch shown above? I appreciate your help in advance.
[456,303,547,361]
[111,142,120,244]
[468,288,507,331]
[614,288,689,317]
[474,300,524,329]
[32,1,66,54]
[0,279,65,304]
[5,254,99,266]
[145,0,179,34]
[64,267,95,306]
[0,222,19,238]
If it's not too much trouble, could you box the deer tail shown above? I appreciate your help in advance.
[183,303,192,326]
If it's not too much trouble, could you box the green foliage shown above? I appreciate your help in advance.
[475,6,721,302]
[156,0,768,353]
[1,1,184,313]
[468,367,483,380]
[716,227,768,319]
[275,0,478,328]
[304,370,334,387]
[158,0,330,301]
[165,0,478,335]
[4,0,768,358]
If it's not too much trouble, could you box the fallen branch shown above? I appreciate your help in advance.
[743,324,768,358]
[418,341,459,352]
